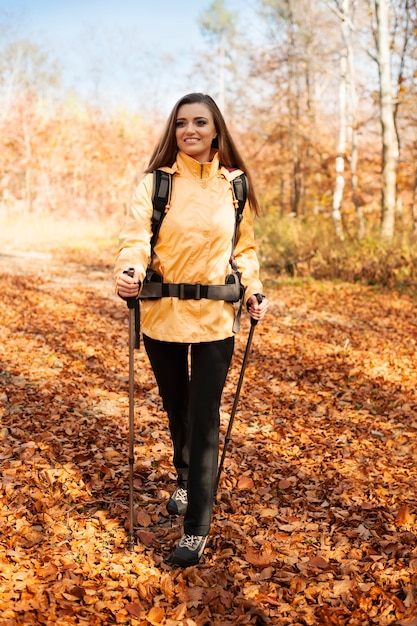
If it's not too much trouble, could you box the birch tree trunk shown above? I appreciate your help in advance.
[344,1,366,240]
[331,4,347,241]
[350,127,366,240]
[286,0,302,216]
[374,0,399,240]
[22,105,33,214]
[411,166,417,231]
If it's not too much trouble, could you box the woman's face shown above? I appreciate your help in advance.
[175,102,217,163]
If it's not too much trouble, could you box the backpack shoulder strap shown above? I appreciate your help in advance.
[231,173,248,246]
[149,170,247,256]
[150,169,172,252]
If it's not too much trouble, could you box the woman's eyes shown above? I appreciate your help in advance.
[176,119,208,127]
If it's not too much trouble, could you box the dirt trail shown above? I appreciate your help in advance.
[0,248,116,293]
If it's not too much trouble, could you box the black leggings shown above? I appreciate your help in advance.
[143,334,234,536]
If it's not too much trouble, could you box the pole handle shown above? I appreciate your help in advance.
[123,268,137,310]
[250,293,265,326]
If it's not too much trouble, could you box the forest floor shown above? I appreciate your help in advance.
[1,231,417,626]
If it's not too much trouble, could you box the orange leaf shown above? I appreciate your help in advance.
[170,602,187,620]
[125,602,143,618]
[244,545,278,567]
[307,556,329,569]
[396,504,412,527]
[160,572,175,601]
[135,509,152,527]
[147,607,165,625]
[237,475,254,490]
[260,506,279,518]
[37,563,58,579]
[137,530,154,546]
[332,577,352,596]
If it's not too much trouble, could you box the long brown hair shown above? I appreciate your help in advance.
[145,93,260,215]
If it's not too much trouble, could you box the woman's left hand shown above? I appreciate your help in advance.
[246,294,269,322]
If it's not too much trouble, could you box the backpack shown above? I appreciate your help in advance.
[139,169,248,311]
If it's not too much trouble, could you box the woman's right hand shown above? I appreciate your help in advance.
[116,271,140,299]
[246,294,269,322]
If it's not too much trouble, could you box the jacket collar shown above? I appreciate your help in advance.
[172,151,221,180]
[161,151,243,183]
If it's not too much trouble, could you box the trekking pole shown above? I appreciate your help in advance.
[215,295,263,495]
[123,268,140,552]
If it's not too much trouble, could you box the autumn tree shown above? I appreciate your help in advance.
[389,0,417,230]
[256,0,339,216]
[369,0,399,240]
[0,38,60,112]
[0,38,60,212]
[325,0,365,241]
[0,34,151,218]
[328,0,350,242]
[198,0,238,113]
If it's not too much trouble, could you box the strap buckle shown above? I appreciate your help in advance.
[178,283,201,300]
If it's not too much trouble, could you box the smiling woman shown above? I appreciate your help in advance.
[175,103,218,163]
[114,91,268,568]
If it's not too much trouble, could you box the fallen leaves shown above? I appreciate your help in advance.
[244,545,279,567]
[1,260,417,625]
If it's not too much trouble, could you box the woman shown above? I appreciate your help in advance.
[115,93,268,567]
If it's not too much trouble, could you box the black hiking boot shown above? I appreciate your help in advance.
[166,487,188,516]
[165,534,207,567]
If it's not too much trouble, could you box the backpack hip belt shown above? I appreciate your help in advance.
[139,269,243,302]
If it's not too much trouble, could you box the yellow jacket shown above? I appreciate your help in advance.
[115,151,263,343]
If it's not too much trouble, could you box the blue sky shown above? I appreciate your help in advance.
[0,0,261,113]
[6,0,219,48]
